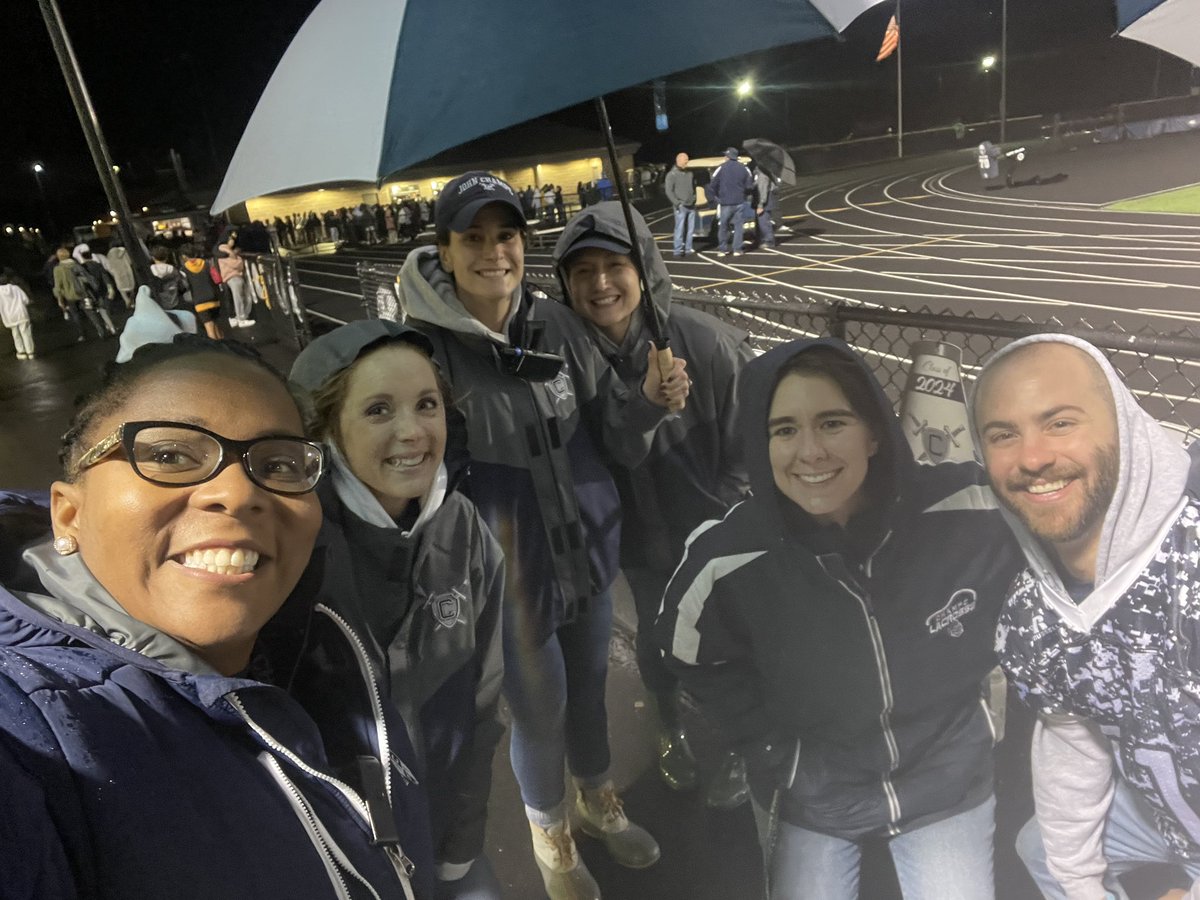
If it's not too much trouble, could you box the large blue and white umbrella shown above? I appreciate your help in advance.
[212,0,887,212]
[1116,0,1200,68]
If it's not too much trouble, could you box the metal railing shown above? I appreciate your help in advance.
[355,260,1200,442]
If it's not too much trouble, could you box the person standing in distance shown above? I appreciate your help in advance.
[665,153,699,258]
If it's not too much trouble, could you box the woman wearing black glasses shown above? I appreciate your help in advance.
[397,171,689,900]
[0,336,434,899]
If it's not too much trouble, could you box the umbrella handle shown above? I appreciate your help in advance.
[656,344,675,383]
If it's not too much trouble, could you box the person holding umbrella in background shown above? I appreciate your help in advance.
[395,171,689,900]
[744,138,797,248]
[751,163,777,251]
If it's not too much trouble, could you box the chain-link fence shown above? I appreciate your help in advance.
[355,260,1200,442]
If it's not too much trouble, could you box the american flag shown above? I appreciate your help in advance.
[876,14,899,62]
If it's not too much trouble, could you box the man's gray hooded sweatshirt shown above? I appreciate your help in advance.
[553,201,753,573]
[981,335,1200,899]
[397,246,668,647]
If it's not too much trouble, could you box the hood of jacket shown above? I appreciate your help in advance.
[551,202,672,358]
[398,245,522,346]
[738,337,914,556]
[970,334,1191,614]
[15,540,225,676]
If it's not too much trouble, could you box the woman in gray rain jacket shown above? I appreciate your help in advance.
[291,320,505,900]
[553,201,754,803]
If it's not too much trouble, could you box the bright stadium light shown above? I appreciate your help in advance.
[735,78,753,98]
[981,54,997,71]
[32,163,44,174]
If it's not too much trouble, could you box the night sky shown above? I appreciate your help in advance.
[2,0,1190,235]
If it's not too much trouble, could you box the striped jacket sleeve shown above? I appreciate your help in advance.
[655,507,775,753]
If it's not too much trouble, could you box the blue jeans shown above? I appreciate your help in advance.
[503,589,613,821]
[1016,775,1200,898]
[717,203,750,253]
[757,207,776,248]
[760,795,996,900]
[673,206,697,254]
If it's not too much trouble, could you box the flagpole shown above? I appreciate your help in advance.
[896,0,903,158]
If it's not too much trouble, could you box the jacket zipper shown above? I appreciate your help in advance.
[315,604,392,802]
[260,752,362,900]
[315,605,418,887]
[227,607,415,895]
[819,549,903,831]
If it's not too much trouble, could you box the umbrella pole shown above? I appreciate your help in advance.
[37,0,152,283]
[593,97,673,379]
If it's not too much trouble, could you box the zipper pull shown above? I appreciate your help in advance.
[357,755,401,846]
[386,844,416,878]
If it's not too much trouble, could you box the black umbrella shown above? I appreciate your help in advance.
[744,138,797,185]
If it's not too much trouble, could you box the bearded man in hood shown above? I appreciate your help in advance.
[972,334,1200,900]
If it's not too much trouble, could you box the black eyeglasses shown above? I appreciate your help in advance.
[73,420,326,496]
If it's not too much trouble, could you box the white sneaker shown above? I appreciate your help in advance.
[240,317,256,327]
[229,317,240,328]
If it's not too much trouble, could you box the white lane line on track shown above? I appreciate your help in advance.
[799,177,1200,323]
[874,173,1200,236]
[877,270,1197,291]
[926,166,1107,210]
[873,270,1200,290]
[916,169,1200,230]
[960,258,1200,268]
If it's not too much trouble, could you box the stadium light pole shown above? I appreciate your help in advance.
[36,0,151,281]
[999,0,1008,144]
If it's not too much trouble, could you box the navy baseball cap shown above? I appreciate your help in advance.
[724,147,740,159]
[435,171,526,233]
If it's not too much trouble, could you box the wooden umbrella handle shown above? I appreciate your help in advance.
[656,344,675,383]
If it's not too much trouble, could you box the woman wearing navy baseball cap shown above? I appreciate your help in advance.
[396,171,690,900]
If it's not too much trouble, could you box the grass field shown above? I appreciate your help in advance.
[1107,183,1200,214]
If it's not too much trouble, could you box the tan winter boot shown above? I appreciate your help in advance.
[575,782,661,869]
[528,819,602,900]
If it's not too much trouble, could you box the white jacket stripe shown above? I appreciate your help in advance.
[671,550,767,665]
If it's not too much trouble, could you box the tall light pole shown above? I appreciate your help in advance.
[36,0,151,281]
[999,0,1009,144]
[31,163,58,238]
[981,54,997,134]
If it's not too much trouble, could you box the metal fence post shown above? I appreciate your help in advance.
[827,302,847,341]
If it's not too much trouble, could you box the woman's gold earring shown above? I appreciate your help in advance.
[53,535,79,556]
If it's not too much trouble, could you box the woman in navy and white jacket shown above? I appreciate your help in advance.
[657,338,1023,900]
[0,335,433,899]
